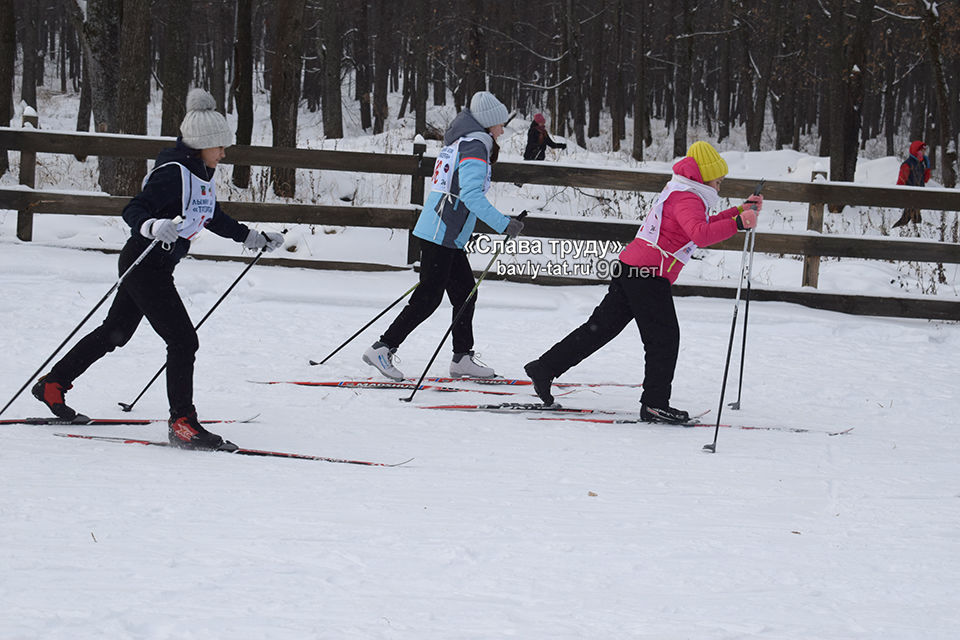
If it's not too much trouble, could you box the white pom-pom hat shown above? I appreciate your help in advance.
[180,88,233,150]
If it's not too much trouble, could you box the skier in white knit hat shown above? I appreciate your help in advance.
[32,89,284,451]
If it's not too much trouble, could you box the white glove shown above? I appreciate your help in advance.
[244,229,284,252]
[140,218,180,244]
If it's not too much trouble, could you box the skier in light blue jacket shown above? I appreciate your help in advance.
[363,91,524,380]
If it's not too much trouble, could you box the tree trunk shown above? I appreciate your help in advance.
[916,0,956,188]
[270,0,306,197]
[159,0,193,138]
[371,1,389,133]
[716,0,732,143]
[354,2,372,130]
[232,0,253,188]
[81,0,122,194]
[413,0,428,137]
[0,0,15,175]
[209,0,230,113]
[321,0,343,138]
[587,9,603,138]
[463,0,485,100]
[115,0,152,195]
[19,0,39,109]
[631,0,648,161]
[672,0,693,157]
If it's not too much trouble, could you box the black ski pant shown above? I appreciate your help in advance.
[49,240,199,417]
[534,268,680,407]
[380,240,476,354]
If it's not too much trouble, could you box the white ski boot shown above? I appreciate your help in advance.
[450,351,496,378]
[362,342,405,381]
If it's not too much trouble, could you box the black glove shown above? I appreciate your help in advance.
[504,216,524,239]
[559,143,567,150]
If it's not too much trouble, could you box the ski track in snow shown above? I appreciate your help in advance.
[1,240,958,639]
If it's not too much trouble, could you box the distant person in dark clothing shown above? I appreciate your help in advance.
[523,113,567,161]
[893,140,931,228]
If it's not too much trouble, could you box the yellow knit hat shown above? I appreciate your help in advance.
[686,141,728,183]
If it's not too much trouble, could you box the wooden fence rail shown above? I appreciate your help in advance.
[1,127,959,320]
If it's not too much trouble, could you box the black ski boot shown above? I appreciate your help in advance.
[524,360,555,406]
[31,375,78,421]
[640,404,691,425]
[168,411,238,451]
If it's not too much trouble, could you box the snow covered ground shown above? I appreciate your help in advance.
[1,238,958,639]
[2,82,959,638]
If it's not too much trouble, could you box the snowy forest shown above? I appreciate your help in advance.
[1,0,959,194]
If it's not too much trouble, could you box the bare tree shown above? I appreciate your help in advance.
[19,0,39,109]
[115,0,152,195]
[320,0,343,138]
[0,0,15,175]
[270,0,306,197]
[159,0,193,138]
[232,0,253,188]
[73,0,122,193]
[371,0,389,133]
[915,0,957,188]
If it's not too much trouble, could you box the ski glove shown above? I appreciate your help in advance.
[504,216,525,239]
[244,229,285,252]
[742,194,763,212]
[559,143,567,150]
[140,218,180,244]
[736,209,758,230]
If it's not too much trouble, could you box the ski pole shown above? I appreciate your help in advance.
[703,229,753,454]
[401,212,527,403]
[117,232,283,412]
[728,229,756,410]
[729,179,764,410]
[308,282,420,366]
[0,221,180,418]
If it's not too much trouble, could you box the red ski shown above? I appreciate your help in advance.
[249,380,544,396]
[53,433,413,466]
[1,415,259,426]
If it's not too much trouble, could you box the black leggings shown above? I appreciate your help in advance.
[535,269,680,407]
[49,240,199,417]
[380,240,476,354]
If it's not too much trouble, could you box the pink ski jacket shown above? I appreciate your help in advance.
[618,157,741,283]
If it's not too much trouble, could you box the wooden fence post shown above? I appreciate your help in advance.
[802,170,828,288]
[17,110,39,241]
[407,139,427,264]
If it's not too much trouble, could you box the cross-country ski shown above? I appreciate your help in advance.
[53,433,412,466]
[0,415,260,426]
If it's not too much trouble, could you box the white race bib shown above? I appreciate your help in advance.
[142,162,217,240]
[635,175,718,265]
[430,137,491,197]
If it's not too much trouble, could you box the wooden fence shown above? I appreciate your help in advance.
[1,126,959,320]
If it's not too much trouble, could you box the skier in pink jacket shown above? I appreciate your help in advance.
[524,141,763,423]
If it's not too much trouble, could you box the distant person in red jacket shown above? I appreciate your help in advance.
[893,140,931,228]
[523,113,567,161]
[524,141,763,423]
